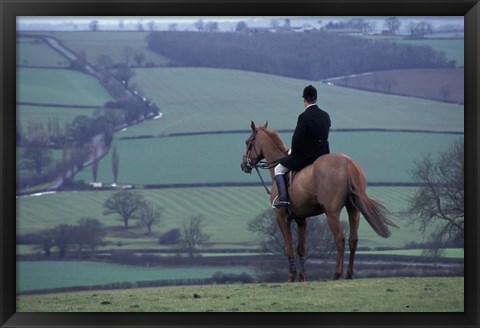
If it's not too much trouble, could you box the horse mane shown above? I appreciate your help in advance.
[257,127,288,155]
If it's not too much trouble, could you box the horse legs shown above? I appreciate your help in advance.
[346,206,360,279]
[326,211,345,280]
[296,218,307,282]
[275,211,297,282]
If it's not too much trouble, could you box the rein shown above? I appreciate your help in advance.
[244,138,282,195]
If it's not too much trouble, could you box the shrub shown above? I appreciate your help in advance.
[159,228,181,245]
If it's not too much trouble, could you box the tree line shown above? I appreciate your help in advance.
[146,31,454,81]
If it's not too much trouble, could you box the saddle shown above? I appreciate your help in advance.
[285,171,298,189]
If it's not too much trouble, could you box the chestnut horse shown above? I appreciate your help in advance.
[240,122,397,282]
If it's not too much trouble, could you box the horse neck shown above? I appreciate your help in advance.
[258,130,287,180]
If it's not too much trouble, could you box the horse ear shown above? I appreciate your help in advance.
[263,121,268,129]
[251,121,256,132]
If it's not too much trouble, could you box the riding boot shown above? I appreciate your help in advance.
[272,175,290,208]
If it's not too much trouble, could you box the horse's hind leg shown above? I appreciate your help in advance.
[296,218,307,282]
[275,211,297,282]
[346,204,360,279]
[326,211,345,280]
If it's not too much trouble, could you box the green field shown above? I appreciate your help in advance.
[358,248,464,258]
[17,105,96,130]
[17,186,432,249]
[17,276,464,312]
[17,37,69,67]
[118,67,463,137]
[16,261,253,293]
[42,31,171,67]
[17,67,112,105]
[393,39,464,67]
[74,131,461,186]
[361,36,464,67]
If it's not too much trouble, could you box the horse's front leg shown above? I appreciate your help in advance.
[296,218,307,282]
[275,212,296,282]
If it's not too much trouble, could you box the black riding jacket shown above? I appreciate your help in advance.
[279,104,331,171]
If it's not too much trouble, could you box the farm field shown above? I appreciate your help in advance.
[119,67,463,137]
[17,276,464,312]
[393,38,464,67]
[74,131,462,185]
[39,31,171,67]
[17,104,97,129]
[361,36,464,67]
[17,186,429,249]
[17,36,69,67]
[17,67,112,106]
[326,68,464,104]
[16,261,253,293]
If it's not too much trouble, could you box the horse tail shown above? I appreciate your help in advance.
[346,160,398,238]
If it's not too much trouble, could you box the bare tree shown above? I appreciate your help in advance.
[103,190,145,229]
[412,21,433,38]
[147,21,157,31]
[21,130,53,175]
[406,139,464,244]
[138,201,164,234]
[248,209,347,259]
[120,46,135,66]
[92,156,99,182]
[114,64,135,87]
[194,19,204,32]
[111,145,119,184]
[235,21,247,32]
[133,51,146,67]
[440,84,451,102]
[384,17,401,35]
[182,215,210,256]
[96,54,113,70]
[89,20,99,32]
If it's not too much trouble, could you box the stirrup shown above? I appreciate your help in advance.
[271,196,290,209]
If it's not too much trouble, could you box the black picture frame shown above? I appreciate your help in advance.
[1,0,478,327]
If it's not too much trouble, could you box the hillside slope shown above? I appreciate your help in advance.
[121,67,463,137]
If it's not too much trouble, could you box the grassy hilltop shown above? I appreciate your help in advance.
[17,277,464,312]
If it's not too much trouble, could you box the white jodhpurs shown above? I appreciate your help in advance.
[274,163,289,176]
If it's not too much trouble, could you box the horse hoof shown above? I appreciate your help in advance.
[299,274,306,282]
[287,273,296,282]
[347,274,354,280]
[333,272,342,280]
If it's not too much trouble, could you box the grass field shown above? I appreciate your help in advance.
[16,261,253,293]
[74,131,462,186]
[393,39,464,67]
[17,37,69,67]
[16,276,464,312]
[17,186,432,249]
[357,248,464,258]
[17,105,97,130]
[42,31,171,67]
[328,68,464,104]
[361,36,464,67]
[119,67,463,137]
[17,67,113,106]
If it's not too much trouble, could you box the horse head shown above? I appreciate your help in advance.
[240,121,268,174]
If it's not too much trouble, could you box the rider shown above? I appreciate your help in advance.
[272,85,331,209]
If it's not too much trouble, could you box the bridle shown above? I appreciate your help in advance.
[243,131,269,171]
[242,130,277,195]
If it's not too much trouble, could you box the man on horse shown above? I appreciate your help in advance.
[272,85,331,209]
